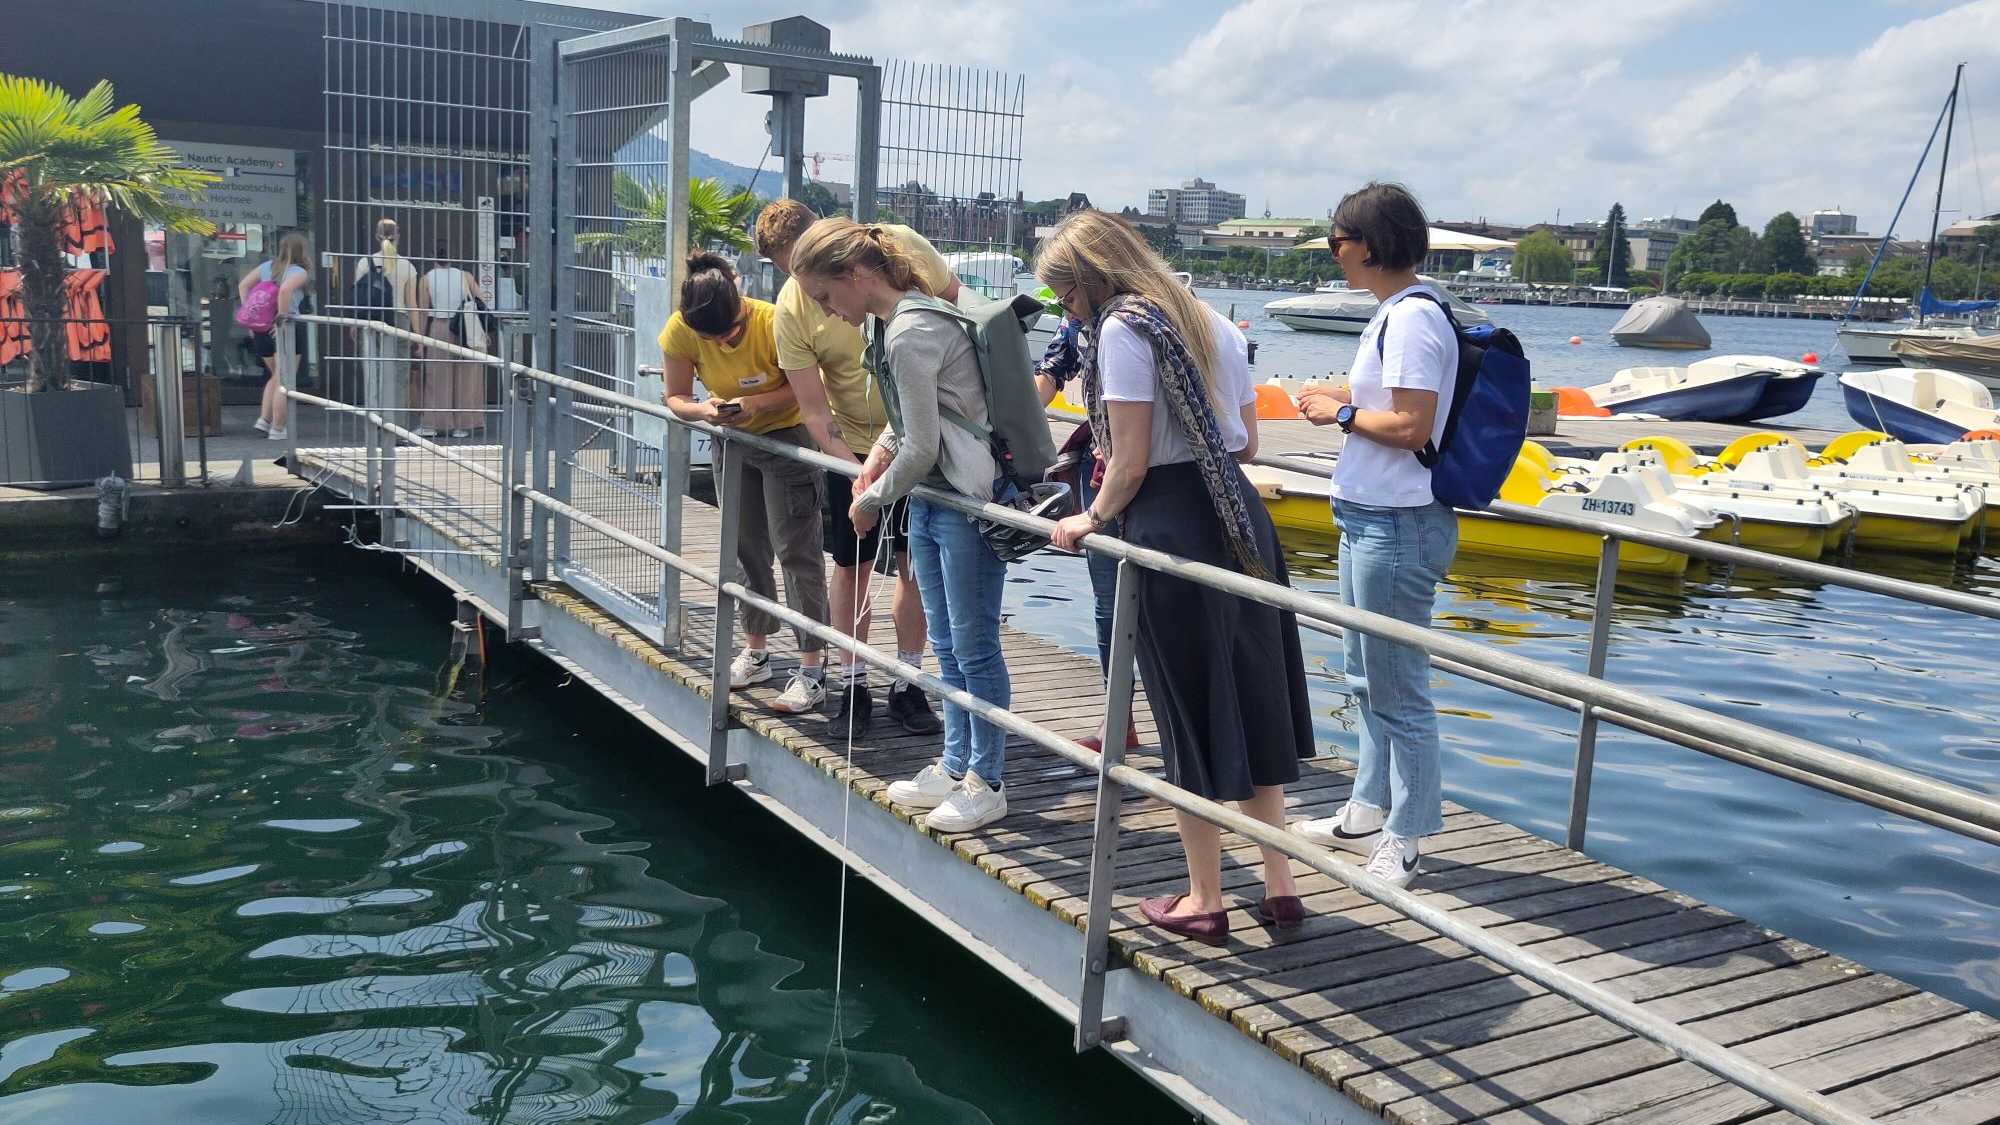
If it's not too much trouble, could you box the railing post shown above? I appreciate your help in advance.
[379,406,401,550]
[1567,535,1621,851]
[706,438,748,785]
[1076,558,1141,1052]
[280,324,299,477]
[530,378,553,582]
[501,369,533,638]
[150,324,186,486]
[552,384,575,569]
[660,416,691,648]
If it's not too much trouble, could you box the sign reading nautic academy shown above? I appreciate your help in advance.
[162,142,299,228]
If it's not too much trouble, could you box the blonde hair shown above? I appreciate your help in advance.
[1034,210,1221,403]
[787,217,934,297]
[375,217,400,274]
[273,232,313,277]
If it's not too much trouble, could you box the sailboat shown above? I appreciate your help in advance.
[1837,64,1997,364]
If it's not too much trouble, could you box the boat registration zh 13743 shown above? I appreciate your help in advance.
[1582,498,1638,516]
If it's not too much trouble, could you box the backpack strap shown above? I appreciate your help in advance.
[1373,288,1463,467]
[881,294,998,450]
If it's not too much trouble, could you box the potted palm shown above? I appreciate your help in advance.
[1,74,216,487]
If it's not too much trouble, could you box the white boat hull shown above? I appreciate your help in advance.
[1838,324,1982,365]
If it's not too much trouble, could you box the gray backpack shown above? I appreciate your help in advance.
[873,290,1057,488]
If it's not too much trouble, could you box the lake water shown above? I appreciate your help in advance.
[0,552,1171,1123]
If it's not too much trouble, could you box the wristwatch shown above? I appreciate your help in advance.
[1335,404,1357,433]
[1084,507,1109,531]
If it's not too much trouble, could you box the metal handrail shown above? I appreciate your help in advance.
[284,313,1986,1124]
[1247,449,2000,623]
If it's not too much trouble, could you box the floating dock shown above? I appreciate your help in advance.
[268,437,2000,1125]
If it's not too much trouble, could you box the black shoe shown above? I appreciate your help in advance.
[822,680,874,732]
[886,683,942,735]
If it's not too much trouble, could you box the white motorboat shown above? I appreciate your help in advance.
[1839,367,2000,445]
[1263,281,1489,334]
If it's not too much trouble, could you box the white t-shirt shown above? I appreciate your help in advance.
[425,267,469,315]
[1330,285,1458,508]
[1097,304,1255,466]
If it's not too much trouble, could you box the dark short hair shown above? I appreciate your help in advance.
[1331,182,1429,271]
[681,251,741,337]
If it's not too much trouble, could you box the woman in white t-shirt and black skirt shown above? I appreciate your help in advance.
[1042,210,1314,946]
[1293,183,1461,889]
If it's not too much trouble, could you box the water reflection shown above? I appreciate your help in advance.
[1,554,1141,1123]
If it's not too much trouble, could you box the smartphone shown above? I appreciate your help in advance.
[715,401,743,418]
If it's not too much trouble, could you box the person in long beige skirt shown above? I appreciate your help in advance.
[414,242,493,437]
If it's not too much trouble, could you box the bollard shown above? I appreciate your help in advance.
[95,475,129,538]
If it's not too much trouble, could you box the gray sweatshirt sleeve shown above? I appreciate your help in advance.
[858,313,951,513]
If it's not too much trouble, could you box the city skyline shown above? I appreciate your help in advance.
[599,0,2000,241]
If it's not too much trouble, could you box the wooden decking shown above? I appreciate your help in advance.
[301,443,2000,1124]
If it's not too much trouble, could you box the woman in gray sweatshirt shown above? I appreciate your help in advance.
[788,218,1012,835]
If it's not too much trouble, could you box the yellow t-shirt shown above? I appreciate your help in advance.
[772,224,955,456]
[656,298,801,435]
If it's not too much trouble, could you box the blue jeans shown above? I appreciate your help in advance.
[1078,468,1120,673]
[907,498,1010,785]
[1334,498,1457,838]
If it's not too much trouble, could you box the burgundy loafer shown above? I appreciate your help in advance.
[1140,894,1229,946]
[1076,727,1142,753]
[1258,895,1305,929]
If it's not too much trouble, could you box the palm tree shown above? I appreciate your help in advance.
[0,75,216,392]
[575,173,755,263]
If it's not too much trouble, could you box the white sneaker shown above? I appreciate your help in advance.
[924,772,1007,832]
[253,417,270,433]
[1294,801,1385,856]
[729,649,772,688]
[266,427,287,440]
[449,428,472,439]
[1366,832,1421,889]
[887,759,961,810]
[771,669,827,714]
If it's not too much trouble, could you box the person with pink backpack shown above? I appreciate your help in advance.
[238,232,313,440]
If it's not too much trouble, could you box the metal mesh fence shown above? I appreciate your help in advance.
[878,59,1026,299]
[317,2,532,551]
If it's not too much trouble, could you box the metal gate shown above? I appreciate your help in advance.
[551,19,882,645]
[878,60,1026,298]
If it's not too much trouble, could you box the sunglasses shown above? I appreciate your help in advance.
[1327,234,1364,248]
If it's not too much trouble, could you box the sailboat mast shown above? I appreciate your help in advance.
[1920,63,1964,325]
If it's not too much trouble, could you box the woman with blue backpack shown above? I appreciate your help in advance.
[1293,182,1463,888]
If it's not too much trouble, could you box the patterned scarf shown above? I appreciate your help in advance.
[1083,294,1270,580]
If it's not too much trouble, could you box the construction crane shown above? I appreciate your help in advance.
[804,152,852,180]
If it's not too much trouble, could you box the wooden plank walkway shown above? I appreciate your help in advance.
[302,443,2000,1123]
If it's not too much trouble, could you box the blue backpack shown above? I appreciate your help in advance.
[1375,290,1530,510]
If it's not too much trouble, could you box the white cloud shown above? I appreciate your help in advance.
[668,0,2000,233]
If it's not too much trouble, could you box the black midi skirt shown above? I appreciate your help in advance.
[1121,461,1314,801]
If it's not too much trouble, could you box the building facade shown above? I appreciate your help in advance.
[1810,208,1860,238]
[1147,177,1246,227]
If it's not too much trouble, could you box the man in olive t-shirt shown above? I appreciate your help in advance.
[758,200,959,734]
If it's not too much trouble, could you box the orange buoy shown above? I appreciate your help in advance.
[1568,335,1582,345]
[1236,319,1251,329]
[1801,351,1819,365]
[1963,428,2000,442]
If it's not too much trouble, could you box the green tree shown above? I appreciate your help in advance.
[1574,266,1602,286]
[1512,228,1572,283]
[798,180,841,218]
[0,74,216,392]
[1668,218,1759,278]
[1592,204,1632,286]
[576,173,756,260]
[1698,199,1738,228]
[1759,212,1813,275]
[1138,222,1182,260]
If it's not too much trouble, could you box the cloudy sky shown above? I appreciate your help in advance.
[593,0,2000,235]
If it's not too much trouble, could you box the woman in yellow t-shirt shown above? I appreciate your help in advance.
[659,251,830,715]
